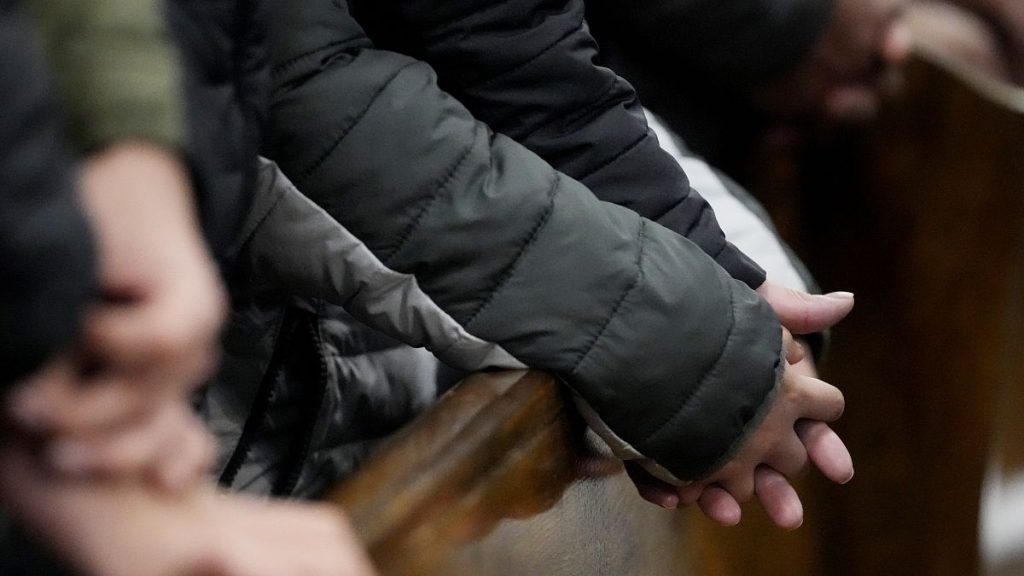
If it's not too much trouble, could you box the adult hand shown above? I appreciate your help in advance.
[755,280,854,335]
[6,142,226,490]
[0,443,378,576]
[757,0,912,121]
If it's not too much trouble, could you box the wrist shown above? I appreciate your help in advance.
[83,141,197,222]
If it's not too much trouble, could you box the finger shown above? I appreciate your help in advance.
[782,330,805,365]
[676,481,707,508]
[42,376,158,435]
[825,86,880,122]
[84,303,219,386]
[719,472,756,504]
[766,432,810,480]
[797,420,855,484]
[789,353,818,379]
[5,358,79,432]
[46,402,180,477]
[754,466,804,530]
[697,485,742,526]
[45,401,207,483]
[624,461,680,509]
[792,376,845,423]
[756,282,855,335]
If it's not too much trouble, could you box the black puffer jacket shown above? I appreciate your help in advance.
[350,0,766,288]
[0,3,95,389]
[261,0,784,485]
[166,0,269,266]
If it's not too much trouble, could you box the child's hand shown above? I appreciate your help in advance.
[626,330,853,529]
[677,331,852,528]
[626,417,850,529]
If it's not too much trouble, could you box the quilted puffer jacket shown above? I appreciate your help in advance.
[210,115,824,497]
[252,0,784,488]
[348,0,767,289]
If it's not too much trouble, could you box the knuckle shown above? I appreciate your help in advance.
[782,381,806,405]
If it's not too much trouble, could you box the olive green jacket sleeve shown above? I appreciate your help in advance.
[21,0,184,152]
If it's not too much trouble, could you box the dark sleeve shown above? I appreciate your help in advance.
[264,0,782,481]
[587,0,835,90]
[349,0,766,288]
[0,5,96,391]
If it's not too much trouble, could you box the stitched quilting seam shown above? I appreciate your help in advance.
[382,141,476,265]
[637,284,737,446]
[464,172,562,328]
[469,21,583,90]
[569,218,647,373]
[296,60,419,183]
[679,199,714,239]
[577,132,646,182]
[271,39,360,77]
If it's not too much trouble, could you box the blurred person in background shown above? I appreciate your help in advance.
[0,1,376,574]
[587,0,912,163]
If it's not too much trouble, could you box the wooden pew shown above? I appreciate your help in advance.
[723,10,1024,575]
[328,370,697,576]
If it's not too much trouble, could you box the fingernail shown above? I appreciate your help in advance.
[825,292,855,300]
[841,468,855,485]
[49,442,91,474]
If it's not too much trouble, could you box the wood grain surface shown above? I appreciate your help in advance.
[329,370,695,576]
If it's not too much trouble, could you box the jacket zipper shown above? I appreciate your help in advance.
[272,314,330,497]
[218,309,299,489]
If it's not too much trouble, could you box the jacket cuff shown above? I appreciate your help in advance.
[716,241,767,289]
[632,281,783,481]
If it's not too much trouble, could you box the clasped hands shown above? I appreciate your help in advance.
[0,143,376,576]
[627,282,856,530]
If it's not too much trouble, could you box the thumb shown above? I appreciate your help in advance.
[756,281,854,334]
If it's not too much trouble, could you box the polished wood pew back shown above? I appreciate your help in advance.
[329,370,693,576]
